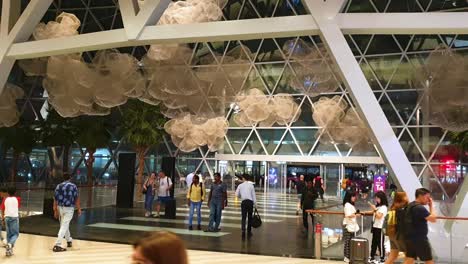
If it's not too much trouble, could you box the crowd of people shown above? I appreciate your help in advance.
[342,188,437,264]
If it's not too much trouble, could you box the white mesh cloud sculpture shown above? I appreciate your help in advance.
[164,114,228,152]
[312,96,372,150]
[0,84,24,127]
[19,12,80,77]
[283,39,339,97]
[415,46,468,132]
[233,88,300,127]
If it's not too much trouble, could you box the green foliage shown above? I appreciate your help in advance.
[39,107,75,147]
[120,100,166,150]
[0,121,37,155]
[72,115,112,150]
[449,131,468,152]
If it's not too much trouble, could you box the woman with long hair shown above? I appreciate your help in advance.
[132,232,188,264]
[187,174,205,230]
[343,191,360,263]
[385,192,409,264]
[368,191,389,263]
[143,172,157,217]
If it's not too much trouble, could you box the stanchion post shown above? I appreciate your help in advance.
[315,222,322,259]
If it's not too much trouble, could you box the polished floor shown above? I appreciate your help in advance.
[19,191,345,259]
[0,233,343,264]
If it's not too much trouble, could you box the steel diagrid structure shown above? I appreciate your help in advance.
[0,1,467,213]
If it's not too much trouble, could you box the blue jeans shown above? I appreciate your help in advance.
[5,217,19,246]
[208,200,223,230]
[144,193,155,212]
[188,201,202,226]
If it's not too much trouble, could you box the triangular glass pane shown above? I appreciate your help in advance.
[291,128,317,154]
[417,0,431,11]
[346,0,377,13]
[256,39,286,63]
[238,0,260,19]
[371,0,390,12]
[365,35,402,55]
[241,132,266,155]
[205,160,216,175]
[176,159,202,178]
[379,93,404,126]
[223,1,244,20]
[349,145,379,157]
[407,35,445,52]
[451,35,468,48]
[272,0,301,17]
[192,43,219,66]
[366,55,401,89]
[360,60,383,91]
[344,35,361,56]
[276,63,301,94]
[412,164,426,178]
[256,63,285,93]
[408,127,444,161]
[179,148,203,158]
[257,129,286,155]
[387,1,423,12]
[248,0,276,18]
[336,143,352,156]
[387,91,418,125]
[386,57,414,90]
[349,35,372,55]
[419,166,448,200]
[399,129,425,162]
[394,35,412,51]
[292,97,316,127]
[243,66,270,94]
[226,129,252,154]
[222,136,234,154]
[276,131,301,155]
[311,141,339,156]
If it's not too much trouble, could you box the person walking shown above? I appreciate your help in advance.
[385,192,409,264]
[368,191,389,263]
[1,187,20,257]
[296,175,305,215]
[155,171,173,218]
[187,175,205,230]
[235,174,256,239]
[403,188,437,264]
[53,172,81,252]
[132,231,188,264]
[313,175,325,202]
[342,191,360,263]
[206,172,228,232]
[301,178,318,235]
[143,172,157,217]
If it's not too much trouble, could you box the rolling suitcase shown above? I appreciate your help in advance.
[350,216,369,263]
[164,198,176,219]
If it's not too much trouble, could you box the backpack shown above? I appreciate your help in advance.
[383,210,397,238]
[395,203,417,240]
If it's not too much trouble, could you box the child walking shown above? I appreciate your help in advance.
[1,187,20,257]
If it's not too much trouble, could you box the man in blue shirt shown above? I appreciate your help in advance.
[53,172,81,252]
[206,172,228,232]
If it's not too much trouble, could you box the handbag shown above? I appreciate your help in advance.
[252,208,262,228]
[142,179,148,195]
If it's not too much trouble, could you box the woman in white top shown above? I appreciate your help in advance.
[368,191,389,263]
[343,191,360,263]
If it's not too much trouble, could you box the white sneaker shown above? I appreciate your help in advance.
[344,257,350,263]
[1,239,6,247]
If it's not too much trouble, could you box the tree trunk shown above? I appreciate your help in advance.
[136,146,149,200]
[10,151,19,183]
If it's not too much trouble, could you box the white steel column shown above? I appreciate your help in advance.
[0,0,53,94]
[302,0,422,199]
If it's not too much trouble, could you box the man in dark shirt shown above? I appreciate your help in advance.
[52,172,81,252]
[301,178,318,235]
[296,175,305,215]
[206,172,228,232]
[405,188,437,264]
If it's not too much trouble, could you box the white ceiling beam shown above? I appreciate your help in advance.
[7,15,319,59]
[303,0,422,199]
[118,0,171,40]
[0,0,21,38]
[338,13,468,34]
[0,0,53,95]
[215,154,384,164]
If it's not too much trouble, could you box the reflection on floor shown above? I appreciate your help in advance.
[19,192,344,259]
[1,233,342,264]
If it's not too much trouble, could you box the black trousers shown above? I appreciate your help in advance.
[302,209,315,230]
[241,200,254,233]
[371,227,385,260]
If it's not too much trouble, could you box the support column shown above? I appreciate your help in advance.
[303,0,422,199]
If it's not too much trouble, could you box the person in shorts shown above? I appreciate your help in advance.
[404,188,437,264]
[155,171,173,217]
[385,192,408,264]
[295,175,305,215]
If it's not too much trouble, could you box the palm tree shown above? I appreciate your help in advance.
[38,107,76,179]
[72,115,112,186]
[120,100,166,196]
[0,121,37,182]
